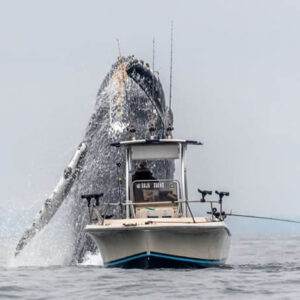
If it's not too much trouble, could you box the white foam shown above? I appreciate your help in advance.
[111,121,127,134]
[7,199,76,267]
[80,251,103,266]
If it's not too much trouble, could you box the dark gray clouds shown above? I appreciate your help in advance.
[1,0,300,219]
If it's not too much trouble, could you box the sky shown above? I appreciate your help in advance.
[1,0,300,229]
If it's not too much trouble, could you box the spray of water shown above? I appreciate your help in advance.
[3,56,172,267]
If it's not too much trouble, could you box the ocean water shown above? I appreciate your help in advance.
[1,234,300,299]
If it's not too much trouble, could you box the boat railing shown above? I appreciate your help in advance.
[82,191,229,224]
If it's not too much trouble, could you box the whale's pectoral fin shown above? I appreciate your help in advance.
[15,143,87,256]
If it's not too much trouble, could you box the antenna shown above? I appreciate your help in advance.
[152,38,155,114]
[166,21,174,139]
[168,21,174,111]
[116,38,127,119]
[152,38,155,74]
[116,39,122,57]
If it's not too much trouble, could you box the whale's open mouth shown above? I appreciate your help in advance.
[126,59,166,117]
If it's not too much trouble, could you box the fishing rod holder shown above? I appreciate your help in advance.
[81,193,103,207]
[207,208,226,220]
[149,124,156,139]
[128,127,136,140]
[166,125,174,139]
[166,115,174,139]
[148,115,157,140]
[81,193,104,224]
[215,191,230,204]
[82,193,119,224]
[197,188,230,221]
[197,189,212,202]
[127,121,136,141]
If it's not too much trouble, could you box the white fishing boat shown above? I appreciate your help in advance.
[84,137,231,268]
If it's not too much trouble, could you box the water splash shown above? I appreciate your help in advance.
[79,251,103,266]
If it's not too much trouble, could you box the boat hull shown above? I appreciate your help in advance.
[106,251,226,268]
[85,218,231,268]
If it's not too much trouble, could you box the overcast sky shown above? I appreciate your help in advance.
[1,0,300,225]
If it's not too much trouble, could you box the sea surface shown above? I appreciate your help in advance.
[1,234,300,299]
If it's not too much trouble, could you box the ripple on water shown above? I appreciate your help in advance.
[1,235,300,299]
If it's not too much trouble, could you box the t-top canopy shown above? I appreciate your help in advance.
[111,138,202,148]
[111,138,202,161]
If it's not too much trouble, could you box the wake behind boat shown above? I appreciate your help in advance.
[83,137,231,268]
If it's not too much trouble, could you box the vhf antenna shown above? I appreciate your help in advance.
[149,38,157,139]
[166,21,174,139]
[169,21,174,112]
[116,39,122,58]
[152,38,155,114]
[116,39,127,119]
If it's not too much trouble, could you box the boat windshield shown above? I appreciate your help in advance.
[132,180,179,203]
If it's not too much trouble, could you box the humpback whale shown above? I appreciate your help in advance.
[15,56,174,263]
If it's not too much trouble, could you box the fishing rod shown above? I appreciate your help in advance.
[149,38,158,139]
[116,162,123,216]
[225,213,300,224]
[198,189,300,224]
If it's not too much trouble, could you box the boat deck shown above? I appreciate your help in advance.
[86,217,231,233]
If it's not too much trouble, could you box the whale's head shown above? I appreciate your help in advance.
[85,56,168,142]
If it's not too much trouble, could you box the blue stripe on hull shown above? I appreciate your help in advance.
[106,253,148,267]
[106,252,225,268]
[150,252,225,265]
